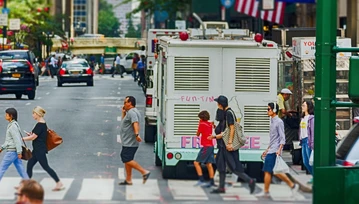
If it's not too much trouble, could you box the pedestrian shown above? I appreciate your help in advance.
[277,88,293,118]
[256,102,299,198]
[193,110,215,187]
[89,54,96,71]
[0,108,29,182]
[15,179,44,204]
[137,55,146,86]
[57,56,62,68]
[112,54,123,78]
[211,95,256,194]
[119,96,150,185]
[132,53,140,81]
[49,54,58,78]
[23,106,64,191]
[100,53,105,75]
[299,100,314,183]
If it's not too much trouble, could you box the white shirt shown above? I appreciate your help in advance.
[300,115,310,139]
[115,56,121,65]
[50,57,58,67]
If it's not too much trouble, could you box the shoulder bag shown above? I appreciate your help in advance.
[222,109,247,151]
[47,129,63,151]
[14,123,32,160]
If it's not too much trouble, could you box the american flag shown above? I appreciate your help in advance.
[235,0,286,24]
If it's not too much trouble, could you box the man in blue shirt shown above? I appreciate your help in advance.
[100,53,105,75]
[136,55,146,86]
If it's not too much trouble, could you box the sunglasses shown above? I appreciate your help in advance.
[14,192,22,196]
[267,108,272,111]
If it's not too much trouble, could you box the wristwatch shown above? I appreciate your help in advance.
[135,134,139,137]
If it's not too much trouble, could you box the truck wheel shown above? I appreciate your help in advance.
[15,93,22,99]
[27,91,35,100]
[162,165,176,179]
[144,124,157,143]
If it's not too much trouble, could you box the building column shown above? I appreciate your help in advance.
[347,0,357,47]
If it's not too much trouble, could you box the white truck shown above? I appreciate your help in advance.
[144,29,186,143]
[155,33,281,181]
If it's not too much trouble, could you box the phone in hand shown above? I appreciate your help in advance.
[23,130,30,135]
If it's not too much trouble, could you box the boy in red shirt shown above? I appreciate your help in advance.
[194,110,215,187]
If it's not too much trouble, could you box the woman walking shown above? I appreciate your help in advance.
[299,100,314,183]
[210,96,256,194]
[23,106,64,191]
[0,108,29,181]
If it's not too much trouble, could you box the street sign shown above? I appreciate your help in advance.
[9,19,20,30]
[0,14,8,26]
[262,0,275,10]
[221,0,235,9]
[175,20,186,30]
[2,8,9,14]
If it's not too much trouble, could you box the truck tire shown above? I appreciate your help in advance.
[144,124,157,143]
[27,91,35,100]
[162,165,176,179]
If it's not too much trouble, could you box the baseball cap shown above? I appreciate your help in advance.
[281,88,292,95]
[214,95,228,106]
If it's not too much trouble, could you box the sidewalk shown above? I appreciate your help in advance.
[282,150,313,193]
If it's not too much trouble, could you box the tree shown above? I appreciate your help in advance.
[125,17,141,38]
[98,0,120,37]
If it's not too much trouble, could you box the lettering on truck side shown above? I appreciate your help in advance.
[180,136,261,149]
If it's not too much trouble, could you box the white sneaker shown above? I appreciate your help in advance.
[255,191,270,198]
[291,184,299,197]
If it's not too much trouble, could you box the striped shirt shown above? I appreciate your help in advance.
[268,115,286,154]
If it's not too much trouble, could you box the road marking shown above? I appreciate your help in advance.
[25,102,31,106]
[256,183,306,201]
[0,177,21,200]
[46,92,50,95]
[117,92,121,95]
[220,183,258,201]
[77,179,114,200]
[117,116,122,121]
[117,135,121,143]
[126,179,160,200]
[53,87,57,90]
[33,170,47,173]
[168,180,208,200]
[118,168,125,180]
[118,87,121,90]
[38,97,42,99]
[41,178,74,200]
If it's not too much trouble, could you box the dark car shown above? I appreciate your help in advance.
[0,59,37,99]
[57,59,94,87]
[336,117,359,167]
[0,50,39,86]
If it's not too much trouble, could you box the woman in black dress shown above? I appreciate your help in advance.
[23,106,64,191]
[211,96,256,194]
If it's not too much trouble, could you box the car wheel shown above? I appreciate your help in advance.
[57,81,62,87]
[27,91,35,100]
[15,93,22,99]
[87,80,94,86]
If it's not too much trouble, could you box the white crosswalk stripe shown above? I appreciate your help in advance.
[0,177,311,202]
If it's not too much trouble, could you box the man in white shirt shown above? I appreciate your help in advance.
[49,55,58,78]
[112,54,123,78]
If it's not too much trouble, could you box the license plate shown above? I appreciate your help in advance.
[72,71,79,75]
[12,73,20,78]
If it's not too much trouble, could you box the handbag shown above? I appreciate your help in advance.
[46,129,63,151]
[222,109,247,150]
[14,123,32,160]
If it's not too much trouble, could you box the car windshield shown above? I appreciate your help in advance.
[62,61,88,68]
[346,137,359,163]
[336,124,359,160]
[1,61,29,71]
[0,52,28,60]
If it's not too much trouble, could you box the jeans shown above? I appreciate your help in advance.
[301,137,313,175]
[0,151,29,181]
[132,69,137,80]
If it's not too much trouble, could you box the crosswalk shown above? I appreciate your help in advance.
[0,176,311,202]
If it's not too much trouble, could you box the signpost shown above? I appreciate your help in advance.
[9,18,20,30]
[0,14,7,26]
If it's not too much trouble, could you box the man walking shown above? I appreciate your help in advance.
[49,54,58,78]
[100,53,105,75]
[256,102,299,198]
[119,96,150,185]
[112,54,123,78]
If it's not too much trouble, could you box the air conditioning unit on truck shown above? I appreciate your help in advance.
[155,32,281,181]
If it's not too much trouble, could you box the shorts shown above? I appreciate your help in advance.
[195,146,215,164]
[262,153,277,173]
[120,146,138,163]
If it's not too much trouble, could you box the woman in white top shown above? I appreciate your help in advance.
[299,100,315,183]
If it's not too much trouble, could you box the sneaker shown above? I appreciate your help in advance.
[194,181,206,187]
[210,188,225,194]
[255,191,270,198]
[307,178,313,184]
[248,179,256,194]
[203,182,217,188]
[291,184,299,197]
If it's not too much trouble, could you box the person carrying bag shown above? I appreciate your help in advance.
[0,108,29,182]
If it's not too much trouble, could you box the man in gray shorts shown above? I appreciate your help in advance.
[119,96,150,185]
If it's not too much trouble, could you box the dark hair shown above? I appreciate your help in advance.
[5,108,17,121]
[268,102,279,114]
[126,96,136,107]
[198,110,210,121]
[20,179,44,201]
[302,100,314,117]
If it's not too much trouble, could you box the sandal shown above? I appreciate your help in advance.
[142,172,151,184]
[52,187,65,191]
[119,180,133,185]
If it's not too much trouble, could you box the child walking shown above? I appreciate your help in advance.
[194,110,215,187]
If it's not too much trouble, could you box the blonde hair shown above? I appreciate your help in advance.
[33,106,46,117]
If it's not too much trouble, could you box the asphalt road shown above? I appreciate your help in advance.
[0,74,312,204]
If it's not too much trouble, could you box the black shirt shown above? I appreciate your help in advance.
[225,108,236,126]
[32,122,48,153]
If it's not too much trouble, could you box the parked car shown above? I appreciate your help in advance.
[336,117,359,166]
[0,59,37,99]
[104,57,114,74]
[57,59,94,87]
[120,50,146,73]
[0,50,39,86]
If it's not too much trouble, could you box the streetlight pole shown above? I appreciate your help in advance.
[2,0,7,50]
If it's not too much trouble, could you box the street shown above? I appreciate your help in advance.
[0,74,312,204]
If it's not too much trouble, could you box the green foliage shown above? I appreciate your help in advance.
[98,0,120,37]
[125,17,141,38]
